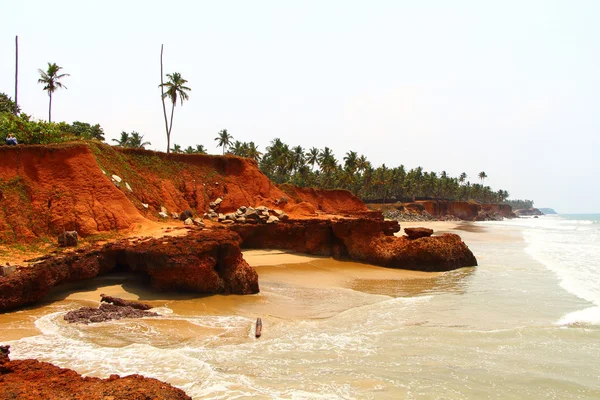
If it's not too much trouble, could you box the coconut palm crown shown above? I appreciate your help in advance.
[37,63,69,122]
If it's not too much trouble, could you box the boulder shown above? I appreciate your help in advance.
[57,231,78,247]
[214,198,223,206]
[404,227,434,240]
[158,211,168,218]
[193,218,205,228]
[125,182,133,192]
[221,220,234,225]
[171,212,179,219]
[184,218,194,226]
[226,213,237,221]
[179,209,194,221]
[160,206,168,214]
[111,175,122,183]
[266,216,279,224]
[218,213,226,221]
[236,216,246,223]
[244,208,259,220]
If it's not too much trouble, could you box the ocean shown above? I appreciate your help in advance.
[1,214,599,399]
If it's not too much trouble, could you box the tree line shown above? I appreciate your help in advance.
[2,44,524,206]
[214,135,510,204]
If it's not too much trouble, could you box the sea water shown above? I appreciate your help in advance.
[2,215,600,399]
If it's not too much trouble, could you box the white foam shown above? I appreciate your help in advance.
[514,215,600,326]
[557,306,600,327]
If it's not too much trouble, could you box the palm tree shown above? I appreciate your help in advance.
[478,171,488,185]
[37,63,69,122]
[170,144,182,153]
[214,129,233,155]
[343,151,358,173]
[459,172,467,185]
[306,147,319,170]
[127,132,151,149]
[246,142,262,162]
[112,131,131,147]
[159,72,191,154]
[356,155,369,173]
[195,144,207,154]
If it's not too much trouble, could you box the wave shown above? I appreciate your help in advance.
[557,306,600,327]
[516,215,600,326]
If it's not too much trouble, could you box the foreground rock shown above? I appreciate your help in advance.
[0,229,258,312]
[64,303,160,324]
[0,346,191,400]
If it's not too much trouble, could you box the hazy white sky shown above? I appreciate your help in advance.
[2,0,599,213]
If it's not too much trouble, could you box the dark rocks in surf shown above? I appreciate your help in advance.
[100,294,152,310]
[64,303,159,324]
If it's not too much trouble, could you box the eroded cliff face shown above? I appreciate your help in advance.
[374,200,514,221]
[0,229,258,312]
[0,144,145,241]
[0,143,367,242]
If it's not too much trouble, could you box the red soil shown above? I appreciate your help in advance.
[0,143,368,242]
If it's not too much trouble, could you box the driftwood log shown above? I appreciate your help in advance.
[255,317,262,338]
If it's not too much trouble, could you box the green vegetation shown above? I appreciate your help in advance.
[504,199,534,210]
[223,137,510,204]
[0,93,20,114]
[112,131,151,148]
[37,62,69,122]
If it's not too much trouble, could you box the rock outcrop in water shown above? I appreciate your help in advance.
[0,229,258,312]
[0,345,191,399]
[231,216,477,272]
[64,303,160,324]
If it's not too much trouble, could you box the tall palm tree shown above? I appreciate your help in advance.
[128,132,151,149]
[112,131,131,147]
[37,63,69,122]
[214,129,233,155]
[159,72,191,154]
[478,171,488,185]
[459,172,467,185]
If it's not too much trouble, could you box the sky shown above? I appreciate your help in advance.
[2,0,599,213]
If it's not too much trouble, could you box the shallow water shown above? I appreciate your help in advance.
[1,217,600,399]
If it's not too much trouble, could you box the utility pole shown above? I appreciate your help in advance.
[14,35,19,115]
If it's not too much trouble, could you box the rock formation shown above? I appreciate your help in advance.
[0,346,191,399]
[0,229,258,312]
[64,303,160,324]
[231,216,477,272]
